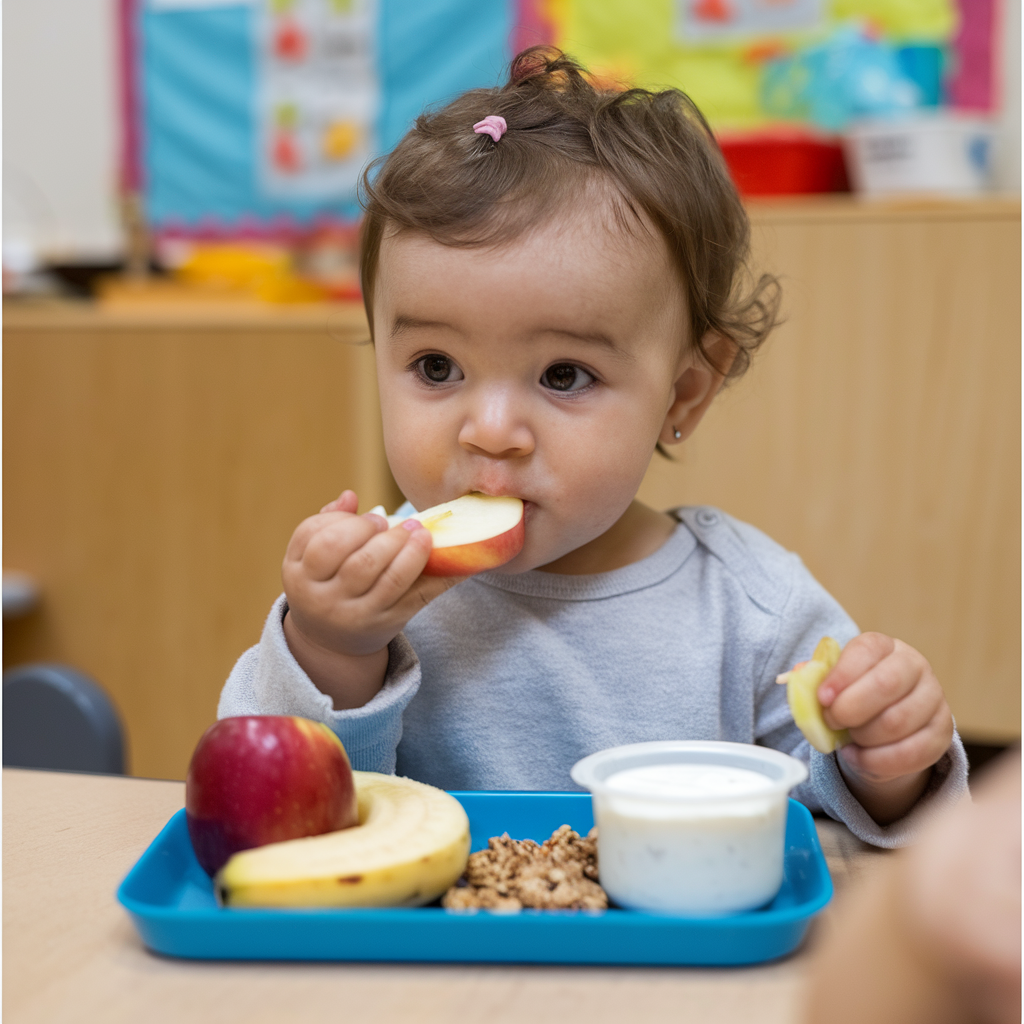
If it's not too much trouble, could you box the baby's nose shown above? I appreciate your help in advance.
[457,392,535,459]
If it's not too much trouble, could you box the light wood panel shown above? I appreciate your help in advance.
[639,199,1021,742]
[3,303,401,780]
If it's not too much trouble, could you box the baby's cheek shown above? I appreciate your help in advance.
[387,429,459,512]
[388,449,442,505]
[560,466,639,540]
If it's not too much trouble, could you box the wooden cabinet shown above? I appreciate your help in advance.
[3,303,401,779]
[4,198,1019,780]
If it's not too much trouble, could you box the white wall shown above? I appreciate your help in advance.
[3,0,123,262]
[993,0,1022,192]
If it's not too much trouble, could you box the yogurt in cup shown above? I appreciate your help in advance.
[570,741,809,916]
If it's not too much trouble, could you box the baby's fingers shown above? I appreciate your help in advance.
[839,703,954,782]
[822,637,925,731]
[339,521,429,597]
[319,489,359,515]
[360,523,438,609]
[818,632,894,707]
[387,572,461,621]
[845,672,946,748]
[289,513,387,582]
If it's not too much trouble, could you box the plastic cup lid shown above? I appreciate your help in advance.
[570,740,808,803]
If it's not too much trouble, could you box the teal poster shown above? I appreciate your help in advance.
[140,0,514,234]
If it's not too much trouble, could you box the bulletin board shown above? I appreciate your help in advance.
[540,0,969,127]
[128,0,994,237]
[131,0,515,237]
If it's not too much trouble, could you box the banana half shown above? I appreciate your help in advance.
[216,771,471,909]
[777,637,851,755]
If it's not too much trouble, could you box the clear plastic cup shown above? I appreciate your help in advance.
[570,741,809,916]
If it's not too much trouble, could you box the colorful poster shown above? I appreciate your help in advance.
[137,0,513,235]
[551,0,957,129]
[257,0,379,199]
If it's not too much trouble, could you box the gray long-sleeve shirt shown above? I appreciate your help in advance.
[219,506,967,847]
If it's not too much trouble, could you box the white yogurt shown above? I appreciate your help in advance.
[571,742,809,916]
[605,763,776,800]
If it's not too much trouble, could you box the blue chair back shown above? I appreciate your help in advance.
[3,664,126,774]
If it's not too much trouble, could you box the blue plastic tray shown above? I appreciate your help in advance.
[117,793,832,966]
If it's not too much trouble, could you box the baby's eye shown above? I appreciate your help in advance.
[417,354,464,384]
[541,364,595,393]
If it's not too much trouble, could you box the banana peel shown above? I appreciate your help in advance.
[216,771,470,908]
[777,637,850,754]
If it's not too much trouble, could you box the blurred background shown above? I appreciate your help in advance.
[3,0,1020,781]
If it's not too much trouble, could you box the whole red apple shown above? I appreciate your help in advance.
[186,716,358,876]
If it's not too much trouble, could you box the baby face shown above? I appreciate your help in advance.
[371,202,692,573]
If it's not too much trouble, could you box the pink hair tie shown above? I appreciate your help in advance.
[473,115,507,142]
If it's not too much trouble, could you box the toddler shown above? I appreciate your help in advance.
[220,48,966,846]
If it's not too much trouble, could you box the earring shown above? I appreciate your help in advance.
[672,427,682,440]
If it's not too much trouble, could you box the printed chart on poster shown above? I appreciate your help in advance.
[257,0,378,200]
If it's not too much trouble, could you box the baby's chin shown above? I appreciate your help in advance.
[488,534,596,575]
[483,549,549,576]
[469,527,572,575]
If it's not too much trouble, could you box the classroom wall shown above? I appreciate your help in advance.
[3,0,123,263]
[1,0,1021,267]
[994,0,1022,191]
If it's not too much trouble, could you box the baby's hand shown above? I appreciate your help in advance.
[282,490,454,708]
[818,632,954,824]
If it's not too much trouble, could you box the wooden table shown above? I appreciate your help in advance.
[3,769,884,1024]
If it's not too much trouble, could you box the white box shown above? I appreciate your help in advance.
[844,113,995,196]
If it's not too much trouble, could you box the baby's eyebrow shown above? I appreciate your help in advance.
[550,328,616,348]
[390,316,631,359]
[390,314,455,337]
[546,327,632,359]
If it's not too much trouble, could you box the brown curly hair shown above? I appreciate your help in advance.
[359,46,780,382]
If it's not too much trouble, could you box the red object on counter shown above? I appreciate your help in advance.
[718,133,851,196]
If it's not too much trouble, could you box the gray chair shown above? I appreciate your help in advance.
[3,664,126,773]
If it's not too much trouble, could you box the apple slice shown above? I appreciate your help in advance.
[777,637,851,754]
[372,493,525,577]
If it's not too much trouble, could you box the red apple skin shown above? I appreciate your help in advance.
[421,517,525,577]
[185,716,358,877]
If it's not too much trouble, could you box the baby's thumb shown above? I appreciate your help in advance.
[319,489,359,515]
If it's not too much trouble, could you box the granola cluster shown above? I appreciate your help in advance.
[442,824,607,911]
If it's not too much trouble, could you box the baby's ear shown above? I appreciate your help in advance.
[659,332,735,447]
[698,332,738,379]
